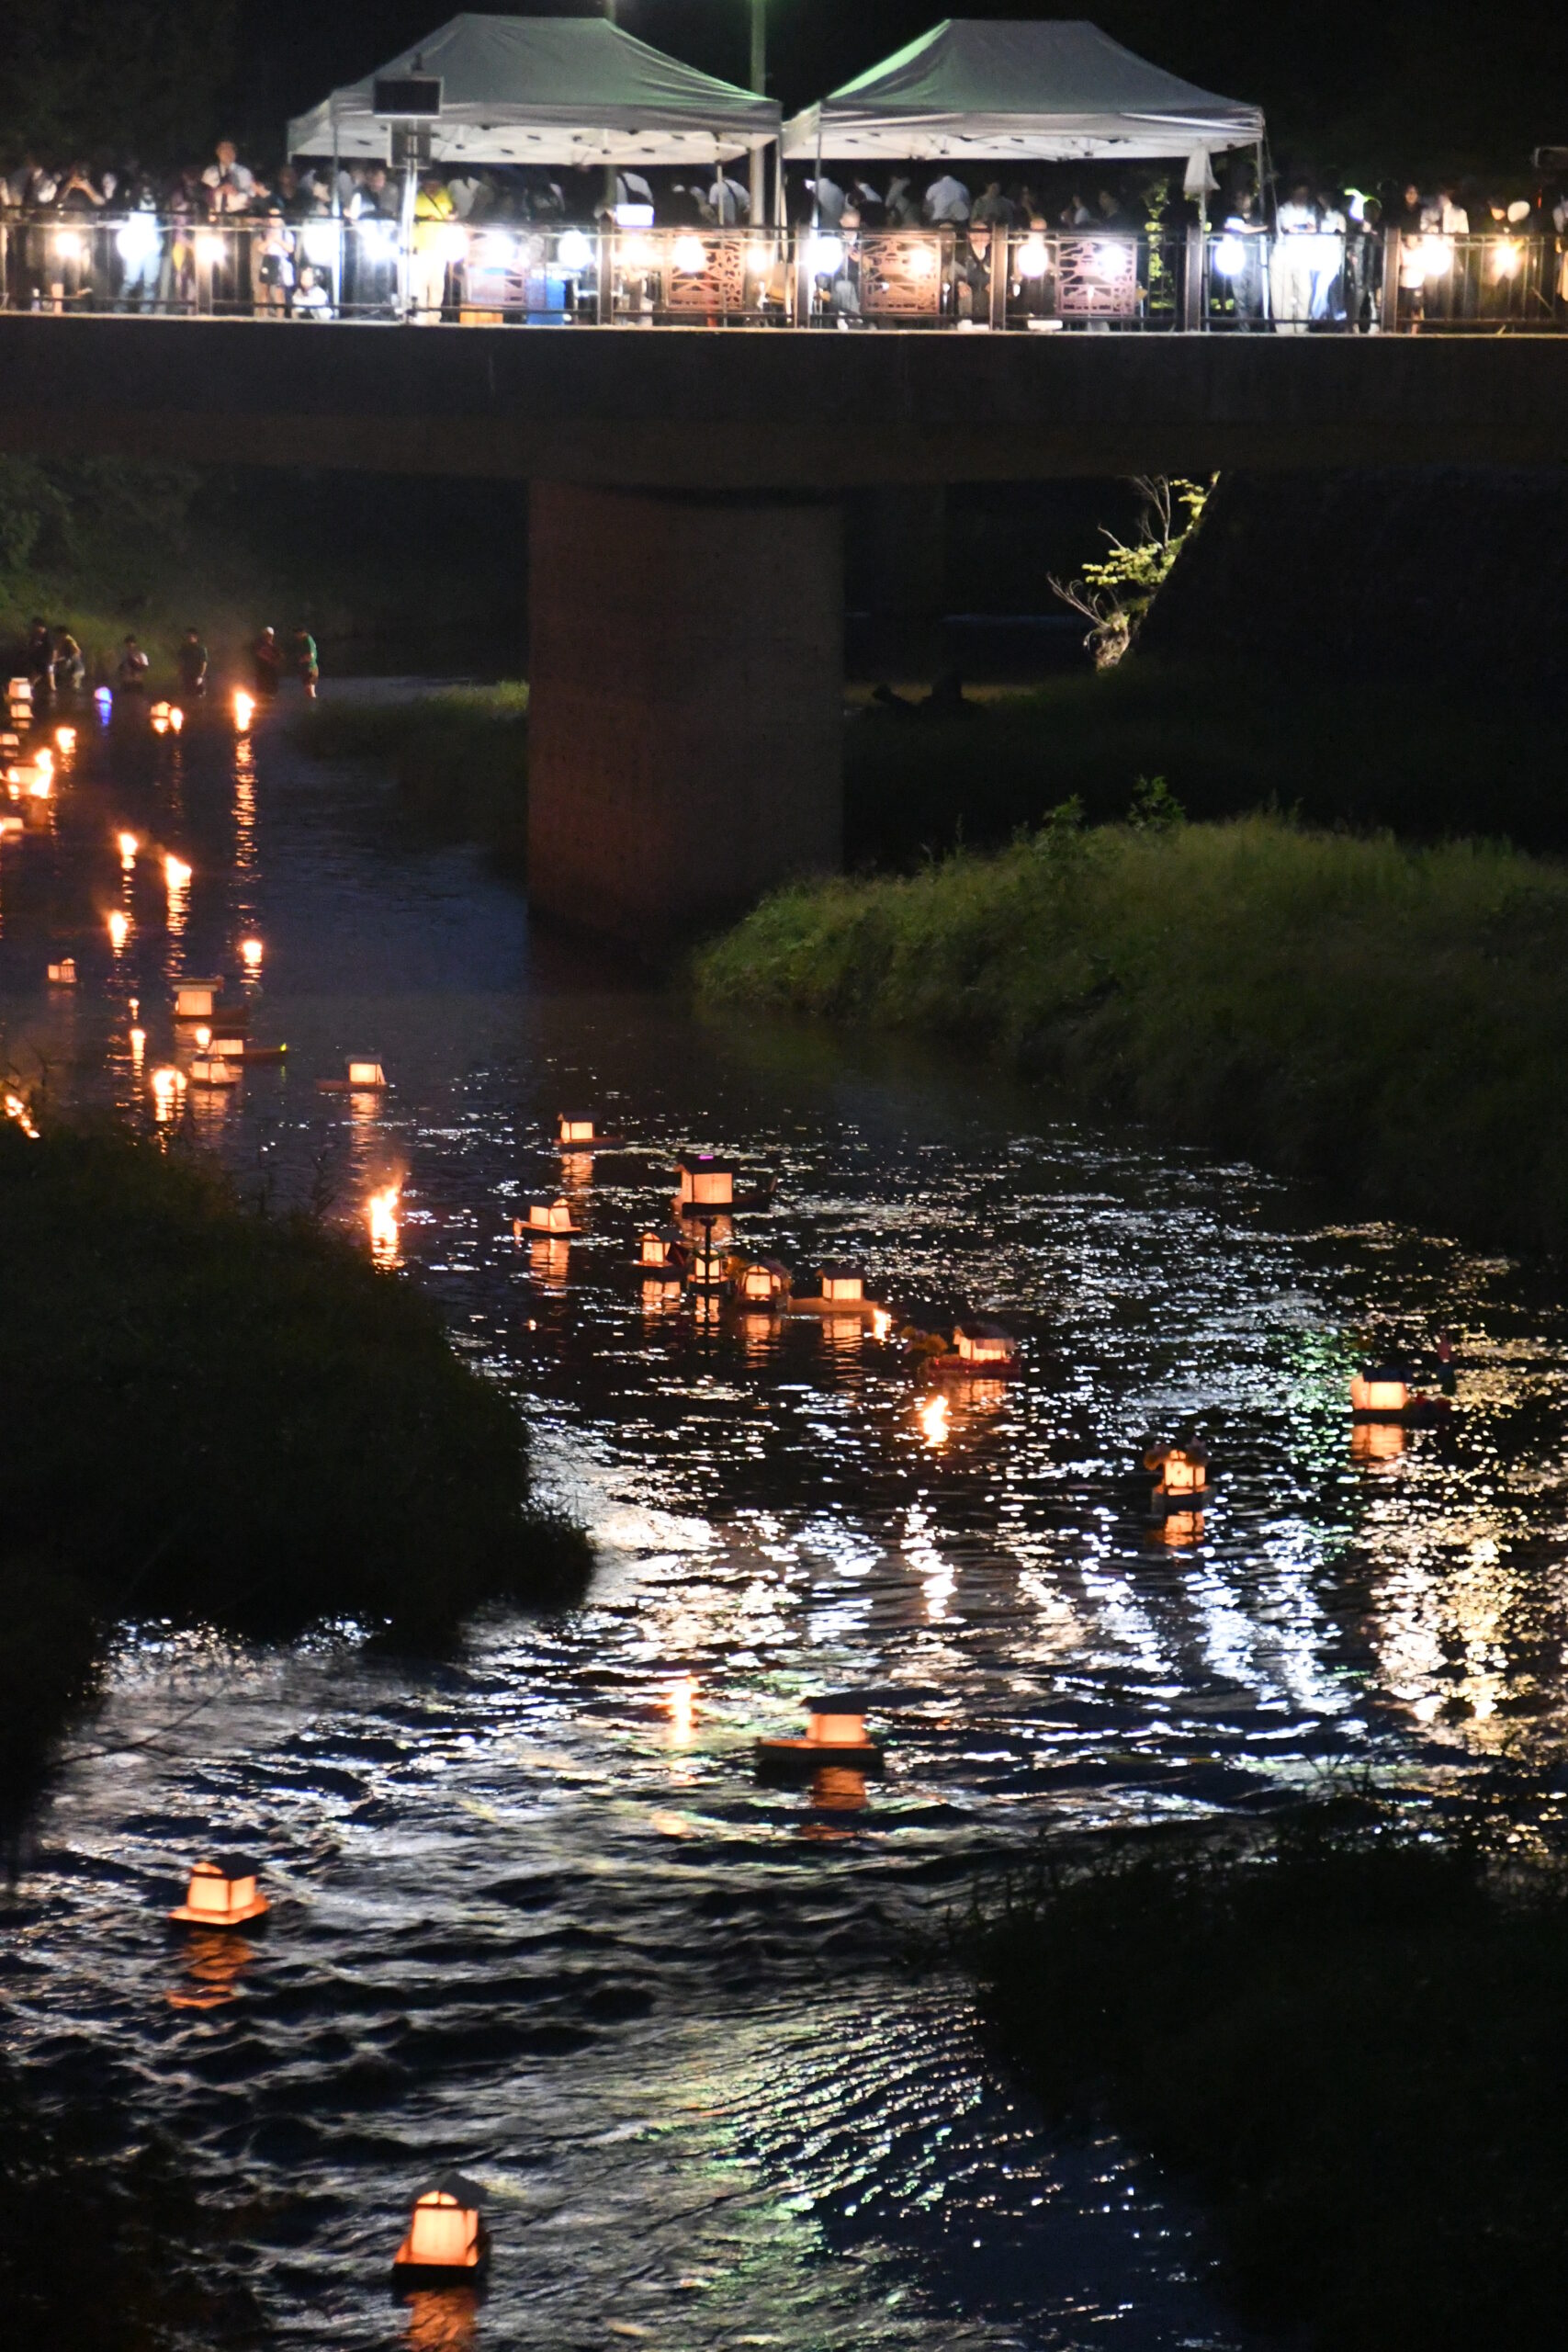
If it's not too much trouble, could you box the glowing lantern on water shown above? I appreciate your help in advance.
[107,910,129,950]
[151,700,173,735]
[819,1264,864,1304]
[393,2176,490,2281]
[151,1065,186,1113]
[952,1319,1019,1369]
[687,1239,728,1289]
[527,1197,578,1234]
[8,676,32,712]
[870,1306,894,1341]
[1145,1442,1209,1510]
[367,1184,400,1260]
[675,1151,735,1209]
[174,978,220,1021]
[638,1226,685,1268]
[169,1855,270,1928]
[738,1258,789,1304]
[757,1689,886,1778]
[168,706,185,733]
[240,937,264,971]
[47,957,77,985]
[129,1026,146,1065]
[1350,1366,1411,1419]
[54,725,75,754]
[193,1023,212,1047]
[118,829,139,868]
[558,1115,597,1145]
[190,1056,240,1088]
[164,854,193,892]
[232,690,254,731]
[917,1391,950,1447]
[348,1057,386,1090]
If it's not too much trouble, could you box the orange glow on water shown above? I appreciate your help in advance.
[233,690,254,731]
[367,1183,400,1261]
[240,937,264,970]
[666,1674,697,1745]
[918,1391,951,1448]
[164,854,191,890]
[118,830,139,868]
[107,910,129,949]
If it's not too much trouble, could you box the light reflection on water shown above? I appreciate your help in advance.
[5,702,1568,2347]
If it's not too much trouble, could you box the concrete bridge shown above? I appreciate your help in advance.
[6,314,1567,941]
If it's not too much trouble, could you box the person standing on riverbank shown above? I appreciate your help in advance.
[292,626,319,699]
[177,628,208,699]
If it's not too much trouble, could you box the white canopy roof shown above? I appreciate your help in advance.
[783,18,1263,164]
[288,14,781,165]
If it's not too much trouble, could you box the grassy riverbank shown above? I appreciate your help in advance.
[969,1800,1568,2350]
[293,684,530,870]
[0,1122,588,1805]
[696,806,1568,1257]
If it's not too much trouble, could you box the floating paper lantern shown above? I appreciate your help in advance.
[190,1057,241,1088]
[1145,1442,1209,1512]
[558,1115,596,1145]
[367,1184,400,1259]
[151,700,173,735]
[46,958,77,985]
[392,2175,490,2281]
[953,1320,1018,1367]
[638,1226,687,1268]
[164,854,193,891]
[756,1689,886,1778]
[54,725,75,754]
[348,1058,386,1090]
[675,1151,736,1209]
[1350,1366,1410,1419]
[233,690,254,731]
[687,1239,728,1289]
[118,830,139,868]
[168,1854,270,1928]
[240,937,264,971]
[737,1258,790,1304]
[527,1197,578,1234]
[174,979,220,1021]
[819,1265,865,1304]
[107,910,129,949]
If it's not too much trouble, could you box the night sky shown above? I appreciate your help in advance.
[15,2,1568,180]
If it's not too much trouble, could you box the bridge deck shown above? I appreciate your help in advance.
[4,315,1567,486]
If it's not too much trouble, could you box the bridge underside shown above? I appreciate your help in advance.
[6,318,1568,941]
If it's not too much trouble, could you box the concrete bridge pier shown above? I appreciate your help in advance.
[527,481,843,946]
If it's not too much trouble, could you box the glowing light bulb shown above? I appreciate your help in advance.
[232,690,254,731]
[367,1184,400,1261]
[118,830,139,867]
[239,937,263,971]
[107,910,129,949]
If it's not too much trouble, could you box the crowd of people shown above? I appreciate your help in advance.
[13,616,320,708]
[4,134,1566,327]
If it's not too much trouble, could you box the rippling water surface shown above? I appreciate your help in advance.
[5,701,1568,2348]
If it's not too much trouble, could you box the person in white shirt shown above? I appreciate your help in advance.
[707,172,750,225]
[1270,181,1318,333]
[805,171,845,228]
[923,172,971,224]
[202,141,257,215]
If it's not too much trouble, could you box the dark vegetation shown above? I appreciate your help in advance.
[968,1796,1568,2352]
[0,1123,589,1804]
[845,661,1568,869]
[292,685,529,869]
[0,2052,266,2350]
[695,799,1568,1257]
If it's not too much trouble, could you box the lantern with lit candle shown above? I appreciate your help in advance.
[174,979,221,1022]
[233,689,254,731]
[737,1257,790,1305]
[151,700,173,735]
[674,1150,736,1210]
[320,1057,388,1093]
[927,1317,1021,1380]
[1145,1441,1209,1513]
[637,1226,687,1269]
[527,1197,579,1235]
[239,937,264,971]
[392,2175,490,2284]
[46,958,77,985]
[687,1238,728,1290]
[190,1057,241,1088]
[756,1689,886,1779]
[1349,1364,1411,1419]
[819,1265,864,1304]
[558,1114,621,1148]
[168,1854,270,1928]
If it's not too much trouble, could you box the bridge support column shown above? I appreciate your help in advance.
[528,482,843,945]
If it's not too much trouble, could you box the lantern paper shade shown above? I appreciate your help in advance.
[348,1058,387,1089]
[954,1321,1018,1366]
[1145,1442,1209,1500]
[528,1198,578,1233]
[756,1688,886,1778]
[175,981,221,1021]
[558,1116,596,1145]
[189,1057,241,1088]
[638,1227,685,1267]
[1350,1369,1411,1418]
[819,1265,865,1303]
[739,1259,790,1303]
[675,1152,736,1208]
[168,1855,270,1928]
[47,959,77,985]
[393,2174,490,2279]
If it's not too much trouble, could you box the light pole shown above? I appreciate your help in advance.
[748,0,768,227]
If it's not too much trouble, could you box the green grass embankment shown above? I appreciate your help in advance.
[0,1123,589,1806]
[696,804,1568,1256]
[293,685,529,869]
[968,1800,1568,2351]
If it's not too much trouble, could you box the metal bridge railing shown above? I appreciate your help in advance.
[5,213,1567,332]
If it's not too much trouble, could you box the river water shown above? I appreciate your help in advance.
[5,699,1568,2350]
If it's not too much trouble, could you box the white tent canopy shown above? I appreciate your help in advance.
[288,14,781,166]
[782,18,1263,164]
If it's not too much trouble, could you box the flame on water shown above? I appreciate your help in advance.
[918,1391,951,1448]
[666,1674,697,1746]
[118,830,139,869]
[107,910,129,950]
[150,1066,186,1121]
[233,690,254,732]
[367,1184,400,1261]
[164,854,192,890]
